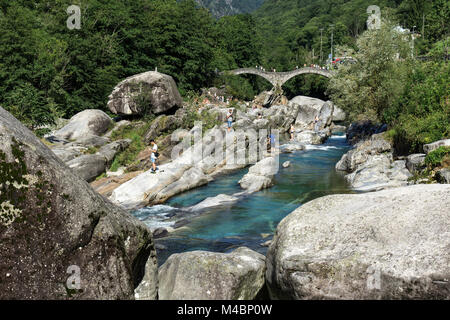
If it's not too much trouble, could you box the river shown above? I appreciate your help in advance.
[133,134,353,266]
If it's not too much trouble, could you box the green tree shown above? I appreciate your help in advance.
[327,19,411,121]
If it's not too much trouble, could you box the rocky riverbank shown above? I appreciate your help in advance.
[336,121,450,191]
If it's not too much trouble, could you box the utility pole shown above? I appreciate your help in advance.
[422,12,425,40]
[411,26,416,59]
[330,24,335,63]
[320,28,324,64]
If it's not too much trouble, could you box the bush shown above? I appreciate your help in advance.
[109,121,152,171]
[387,61,450,154]
[425,146,450,168]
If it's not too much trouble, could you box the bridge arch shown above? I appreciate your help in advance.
[224,67,333,89]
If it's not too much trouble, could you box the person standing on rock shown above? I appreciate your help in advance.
[227,109,233,132]
[314,115,320,132]
[290,124,295,141]
[150,140,159,173]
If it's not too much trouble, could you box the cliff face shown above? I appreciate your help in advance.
[196,0,264,17]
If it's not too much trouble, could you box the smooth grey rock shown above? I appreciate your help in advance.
[336,133,392,173]
[346,121,388,145]
[332,105,346,122]
[423,139,450,154]
[189,194,239,212]
[134,249,158,300]
[108,71,183,116]
[0,106,156,300]
[239,157,278,193]
[406,154,426,174]
[74,134,110,148]
[295,130,325,145]
[266,184,450,300]
[282,161,291,168]
[436,168,450,184]
[54,109,112,141]
[337,134,411,191]
[144,115,181,143]
[104,120,131,138]
[51,147,82,163]
[159,247,266,300]
[332,125,347,134]
[280,142,305,153]
[152,228,169,239]
[97,139,132,165]
[66,154,107,182]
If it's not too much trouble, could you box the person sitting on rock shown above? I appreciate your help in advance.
[150,140,159,173]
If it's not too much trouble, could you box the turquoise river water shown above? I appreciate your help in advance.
[133,134,353,266]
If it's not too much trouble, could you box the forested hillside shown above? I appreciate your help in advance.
[196,0,264,17]
[0,0,448,151]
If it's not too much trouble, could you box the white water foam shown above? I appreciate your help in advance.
[304,145,340,151]
[134,205,179,230]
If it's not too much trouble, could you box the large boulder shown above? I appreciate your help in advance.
[266,185,450,299]
[158,247,266,300]
[336,133,411,191]
[54,109,112,141]
[0,106,156,299]
[332,105,346,122]
[291,96,324,130]
[108,71,183,116]
[295,130,329,145]
[336,133,392,173]
[239,156,278,193]
[346,121,388,145]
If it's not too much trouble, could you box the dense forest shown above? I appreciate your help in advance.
[0,0,448,152]
[195,0,264,17]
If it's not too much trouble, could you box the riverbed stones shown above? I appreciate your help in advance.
[54,109,112,141]
[158,247,266,300]
[0,106,156,299]
[266,184,450,299]
[108,71,183,116]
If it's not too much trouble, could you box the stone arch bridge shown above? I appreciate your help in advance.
[223,67,333,89]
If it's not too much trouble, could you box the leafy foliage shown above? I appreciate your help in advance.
[425,147,450,168]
